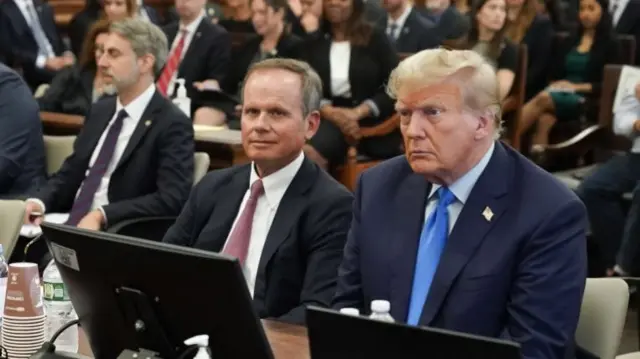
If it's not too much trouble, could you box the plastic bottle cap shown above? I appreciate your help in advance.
[339,308,360,316]
[371,300,390,313]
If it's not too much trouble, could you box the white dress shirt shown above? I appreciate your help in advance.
[30,84,157,221]
[166,11,205,97]
[425,142,495,234]
[329,42,352,97]
[610,0,629,27]
[223,152,305,296]
[614,92,640,153]
[13,0,55,68]
[386,5,413,40]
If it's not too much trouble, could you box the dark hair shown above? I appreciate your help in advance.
[78,19,112,70]
[461,0,508,61]
[575,0,613,45]
[252,0,288,12]
[322,0,373,46]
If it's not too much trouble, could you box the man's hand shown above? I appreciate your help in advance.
[194,80,220,91]
[300,12,320,33]
[76,210,105,231]
[62,52,75,66]
[44,57,66,71]
[23,201,44,225]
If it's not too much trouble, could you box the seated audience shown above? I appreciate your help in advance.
[451,0,517,99]
[0,0,73,90]
[68,0,138,58]
[219,0,256,32]
[24,19,194,232]
[333,48,588,359]
[519,0,619,155]
[300,0,401,169]
[504,0,554,99]
[578,83,640,277]
[166,2,225,25]
[291,0,324,37]
[163,58,353,324]
[0,63,46,199]
[194,0,301,126]
[158,0,231,119]
[378,0,441,53]
[38,20,116,116]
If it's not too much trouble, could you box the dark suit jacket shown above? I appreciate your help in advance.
[0,0,67,88]
[297,27,399,122]
[163,19,232,99]
[0,63,46,198]
[163,157,354,324]
[37,66,96,116]
[615,0,640,65]
[523,15,554,99]
[333,142,588,359]
[221,32,302,96]
[165,3,224,25]
[377,8,440,53]
[33,90,195,225]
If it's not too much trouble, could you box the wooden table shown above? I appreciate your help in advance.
[40,112,249,169]
[77,320,309,359]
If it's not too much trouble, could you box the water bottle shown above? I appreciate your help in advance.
[43,260,78,353]
[369,300,395,323]
[339,307,360,316]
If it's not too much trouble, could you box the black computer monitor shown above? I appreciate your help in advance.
[40,223,274,359]
[306,306,521,359]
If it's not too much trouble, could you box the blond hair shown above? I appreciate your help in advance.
[387,48,503,137]
[243,58,323,118]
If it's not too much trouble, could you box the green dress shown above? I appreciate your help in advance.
[549,49,590,121]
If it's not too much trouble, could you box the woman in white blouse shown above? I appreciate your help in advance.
[298,0,400,169]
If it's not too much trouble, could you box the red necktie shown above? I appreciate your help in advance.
[157,29,187,96]
[223,180,265,266]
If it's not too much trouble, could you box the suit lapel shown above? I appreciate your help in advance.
[389,163,430,322]
[178,20,206,77]
[114,91,163,170]
[396,10,414,49]
[419,143,512,325]
[617,1,639,33]
[256,158,316,277]
[3,1,30,37]
[198,167,251,252]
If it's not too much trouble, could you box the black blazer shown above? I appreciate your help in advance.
[221,32,303,95]
[550,33,621,98]
[377,8,440,53]
[0,64,46,198]
[522,15,554,99]
[615,0,640,64]
[33,90,195,225]
[162,157,354,324]
[37,66,96,116]
[0,0,66,87]
[297,27,400,122]
[163,19,232,99]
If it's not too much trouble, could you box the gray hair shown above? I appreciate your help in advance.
[109,18,168,75]
[388,48,503,138]
[242,58,323,118]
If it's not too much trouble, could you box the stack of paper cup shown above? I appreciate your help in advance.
[1,263,45,358]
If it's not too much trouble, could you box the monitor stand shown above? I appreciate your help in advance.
[115,286,177,359]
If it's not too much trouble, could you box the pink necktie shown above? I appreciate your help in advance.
[223,180,264,265]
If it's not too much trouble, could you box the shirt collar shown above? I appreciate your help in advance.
[389,5,413,29]
[429,141,495,204]
[249,152,305,208]
[115,83,156,123]
[180,10,205,33]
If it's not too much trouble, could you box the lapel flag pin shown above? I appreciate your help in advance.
[482,206,494,222]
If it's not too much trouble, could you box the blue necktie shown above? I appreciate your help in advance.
[406,187,455,325]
